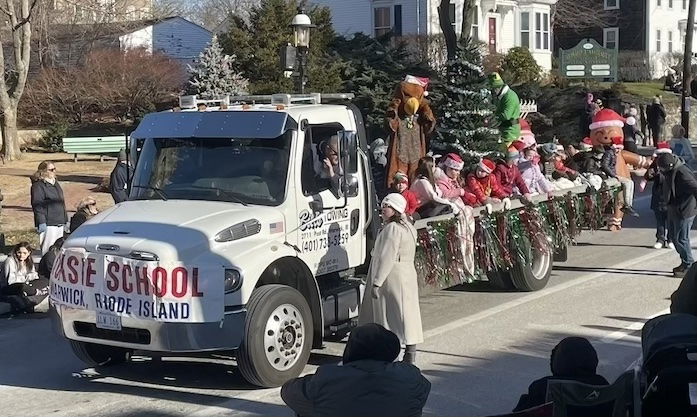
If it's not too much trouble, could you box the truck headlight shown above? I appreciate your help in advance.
[215,219,261,242]
[224,269,243,293]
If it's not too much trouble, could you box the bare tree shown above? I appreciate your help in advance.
[0,0,41,160]
[551,0,617,32]
[438,0,476,59]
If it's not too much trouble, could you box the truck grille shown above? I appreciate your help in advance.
[74,322,151,345]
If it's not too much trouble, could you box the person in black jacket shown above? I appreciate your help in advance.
[109,149,133,204]
[37,237,64,280]
[30,161,67,255]
[644,147,674,249]
[281,323,431,417]
[513,337,609,412]
[646,96,667,146]
[657,152,697,277]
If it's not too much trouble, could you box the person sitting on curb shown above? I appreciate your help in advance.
[513,337,609,412]
[281,323,431,417]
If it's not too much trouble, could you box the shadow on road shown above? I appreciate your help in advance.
[553,265,673,277]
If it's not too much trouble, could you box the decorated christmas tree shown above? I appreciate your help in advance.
[431,40,501,163]
[187,36,249,98]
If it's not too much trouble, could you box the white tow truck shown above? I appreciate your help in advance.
[49,93,598,387]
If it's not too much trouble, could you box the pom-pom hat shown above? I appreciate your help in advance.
[479,159,496,174]
[589,108,625,131]
[381,193,407,214]
[393,171,409,184]
[654,142,672,156]
[443,153,465,170]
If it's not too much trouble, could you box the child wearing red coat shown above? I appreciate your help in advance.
[495,141,531,198]
[391,172,420,217]
[466,158,509,206]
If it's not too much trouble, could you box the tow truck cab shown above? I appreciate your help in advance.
[51,93,380,387]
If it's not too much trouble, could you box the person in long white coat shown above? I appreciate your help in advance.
[359,193,424,364]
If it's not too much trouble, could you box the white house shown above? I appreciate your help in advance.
[119,16,213,66]
[311,0,558,71]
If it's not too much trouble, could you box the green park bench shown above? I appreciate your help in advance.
[62,136,128,162]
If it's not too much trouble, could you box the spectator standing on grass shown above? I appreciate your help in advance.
[70,196,99,233]
[281,323,431,417]
[647,96,666,146]
[110,149,134,204]
[31,161,67,255]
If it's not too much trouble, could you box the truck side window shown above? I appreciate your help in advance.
[301,123,345,197]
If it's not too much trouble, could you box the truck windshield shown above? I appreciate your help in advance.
[131,133,292,206]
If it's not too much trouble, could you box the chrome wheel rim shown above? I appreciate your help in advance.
[263,303,305,371]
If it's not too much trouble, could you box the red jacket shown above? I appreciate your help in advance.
[401,189,420,215]
[466,173,507,205]
[494,163,530,196]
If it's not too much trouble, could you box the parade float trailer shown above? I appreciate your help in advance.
[49,93,620,387]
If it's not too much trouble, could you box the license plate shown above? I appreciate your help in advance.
[96,312,122,331]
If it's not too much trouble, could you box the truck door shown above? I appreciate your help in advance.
[296,122,366,276]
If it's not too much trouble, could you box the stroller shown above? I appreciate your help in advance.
[640,313,697,417]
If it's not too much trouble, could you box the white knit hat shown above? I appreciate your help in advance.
[381,193,407,214]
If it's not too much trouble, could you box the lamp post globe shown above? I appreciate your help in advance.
[291,12,313,48]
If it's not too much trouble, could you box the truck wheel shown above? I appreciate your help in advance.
[487,270,515,290]
[553,245,568,262]
[237,284,314,388]
[510,245,553,292]
[69,340,132,367]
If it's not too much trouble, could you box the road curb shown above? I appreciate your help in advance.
[0,302,11,315]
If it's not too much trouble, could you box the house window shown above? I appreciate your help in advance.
[657,29,662,52]
[533,12,549,50]
[520,11,530,48]
[669,0,673,8]
[472,6,479,40]
[604,0,619,10]
[374,7,391,37]
[393,5,402,36]
[449,2,456,32]
[535,12,541,49]
[603,27,619,50]
[669,30,673,52]
[684,0,687,9]
[543,13,549,50]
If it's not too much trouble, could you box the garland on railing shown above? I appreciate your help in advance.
[415,188,619,288]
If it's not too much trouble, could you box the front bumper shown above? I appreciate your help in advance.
[50,304,246,352]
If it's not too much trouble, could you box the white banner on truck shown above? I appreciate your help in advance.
[49,249,224,322]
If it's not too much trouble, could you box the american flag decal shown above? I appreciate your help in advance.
[270,221,284,233]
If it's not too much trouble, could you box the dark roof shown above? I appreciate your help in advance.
[48,16,179,41]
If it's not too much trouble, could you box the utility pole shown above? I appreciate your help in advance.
[681,0,696,136]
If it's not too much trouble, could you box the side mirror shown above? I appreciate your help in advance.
[338,130,358,174]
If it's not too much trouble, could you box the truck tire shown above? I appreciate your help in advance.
[553,245,568,262]
[510,245,553,292]
[69,340,132,367]
[237,284,314,388]
[487,270,515,290]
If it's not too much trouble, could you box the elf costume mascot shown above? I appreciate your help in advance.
[488,72,521,149]
[588,108,652,231]
[385,75,436,188]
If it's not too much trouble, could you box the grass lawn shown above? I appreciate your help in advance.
[599,81,680,104]
[1,228,39,255]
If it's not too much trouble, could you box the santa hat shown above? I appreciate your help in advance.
[654,141,672,156]
[611,136,624,149]
[510,140,527,152]
[506,145,520,160]
[479,158,496,174]
[393,171,409,184]
[579,137,593,151]
[404,75,430,96]
[519,119,536,148]
[381,193,407,214]
[442,153,464,170]
[589,108,625,131]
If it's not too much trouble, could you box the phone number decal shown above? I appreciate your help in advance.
[302,233,350,253]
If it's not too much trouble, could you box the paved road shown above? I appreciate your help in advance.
[0,190,684,416]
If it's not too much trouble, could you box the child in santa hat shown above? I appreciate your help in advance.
[518,140,554,196]
[643,142,675,249]
[465,158,509,206]
[390,171,421,219]
[435,153,477,211]
[494,141,532,199]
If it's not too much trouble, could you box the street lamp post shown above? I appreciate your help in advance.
[290,11,315,94]
[681,0,696,136]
